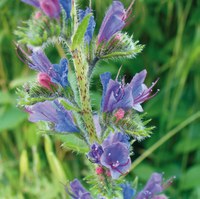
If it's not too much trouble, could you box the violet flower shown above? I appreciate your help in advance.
[87,132,131,179]
[100,142,131,179]
[69,179,93,199]
[102,132,130,149]
[136,173,164,199]
[27,49,69,88]
[97,1,132,43]
[93,115,102,138]
[79,8,96,44]
[100,132,131,179]
[121,183,135,199]
[21,0,61,19]
[100,72,133,113]
[87,143,104,164]
[26,100,79,133]
[130,70,159,112]
[52,58,69,88]
[100,70,158,113]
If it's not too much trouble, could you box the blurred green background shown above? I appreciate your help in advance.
[0,0,200,198]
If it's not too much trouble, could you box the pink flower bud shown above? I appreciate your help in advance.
[39,0,60,19]
[115,34,121,41]
[114,108,125,122]
[34,11,42,20]
[106,170,111,177]
[37,72,55,90]
[95,167,104,175]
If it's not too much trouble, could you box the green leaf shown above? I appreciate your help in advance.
[59,98,80,112]
[100,45,144,59]
[15,14,62,46]
[71,14,91,50]
[96,33,144,60]
[112,112,154,140]
[16,82,58,107]
[60,134,89,153]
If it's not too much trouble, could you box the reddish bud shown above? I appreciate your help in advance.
[115,34,121,41]
[106,170,111,177]
[114,108,125,122]
[95,166,104,175]
[34,11,42,19]
[37,72,56,90]
[39,0,60,19]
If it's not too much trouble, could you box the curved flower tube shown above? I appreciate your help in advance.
[100,70,158,113]
[97,1,133,43]
[21,0,61,19]
[26,100,79,133]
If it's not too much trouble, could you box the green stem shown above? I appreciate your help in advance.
[130,111,200,171]
[72,49,98,143]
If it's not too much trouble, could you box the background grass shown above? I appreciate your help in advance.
[0,0,200,198]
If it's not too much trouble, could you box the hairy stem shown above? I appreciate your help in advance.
[72,49,98,143]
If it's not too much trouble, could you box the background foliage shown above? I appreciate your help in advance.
[0,0,200,198]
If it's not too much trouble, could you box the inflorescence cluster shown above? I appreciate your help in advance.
[15,0,173,198]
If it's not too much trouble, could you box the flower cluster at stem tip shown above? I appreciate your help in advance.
[16,0,174,198]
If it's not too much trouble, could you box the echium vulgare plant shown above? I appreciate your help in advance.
[15,0,174,198]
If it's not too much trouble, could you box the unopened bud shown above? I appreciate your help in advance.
[34,11,42,19]
[106,170,111,177]
[115,34,121,41]
[95,166,104,175]
[114,108,125,123]
[39,0,60,19]
[37,72,56,90]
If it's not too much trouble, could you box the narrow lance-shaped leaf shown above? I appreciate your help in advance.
[59,98,80,112]
[101,44,144,59]
[71,14,92,50]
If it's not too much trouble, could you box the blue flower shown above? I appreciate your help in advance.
[69,179,93,199]
[136,173,164,199]
[100,72,133,113]
[97,1,132,43]
[21,0,61,19]
[130,70,159,112]
[121,183,135,199]
[52,58,69,88]
[79,8,96,44]
[100,70,158,113]
[26,100,79,133]
[87,132,131,179]
[102,132,130,149]
[87,143,104,164]
[100,132,131,179]
[59,0,71,19]
[100,142,131,179]
[27,49,69,88]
